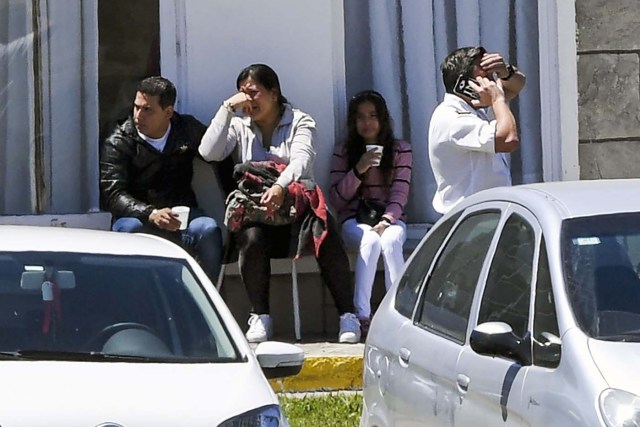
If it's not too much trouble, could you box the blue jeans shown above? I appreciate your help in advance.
[112,208,222,281]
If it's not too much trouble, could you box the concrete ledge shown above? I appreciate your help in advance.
[269,356,363,392]
[0,213,430,277]
[268,342,364,392]
[223,222,431,276]
[0,212,112,230]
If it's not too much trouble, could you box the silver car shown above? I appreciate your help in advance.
[361,179,640,427]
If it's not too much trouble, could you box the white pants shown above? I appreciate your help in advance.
[341,218,407,319]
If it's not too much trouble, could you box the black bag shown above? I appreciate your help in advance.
[356,199,386,226]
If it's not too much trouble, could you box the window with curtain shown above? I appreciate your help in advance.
[0,0,100,216]
[0,1,33,214]
[344,0,542,224]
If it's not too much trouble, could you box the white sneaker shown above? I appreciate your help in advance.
[338,313,361,344]
[246,313,273,343]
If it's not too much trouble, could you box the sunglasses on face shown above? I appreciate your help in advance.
[351,90,386,103]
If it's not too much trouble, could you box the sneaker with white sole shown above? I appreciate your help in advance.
[338,313,361,343]
[246,313,273,343]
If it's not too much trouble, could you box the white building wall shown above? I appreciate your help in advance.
[160,0,346,222]
[0,0,577,231]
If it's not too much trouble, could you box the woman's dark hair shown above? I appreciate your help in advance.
[345,90,395,185]
[236,63,288,107]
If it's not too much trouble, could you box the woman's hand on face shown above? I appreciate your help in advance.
[260,184,285,209]
[355,149,382,175]
[225,92,253,113]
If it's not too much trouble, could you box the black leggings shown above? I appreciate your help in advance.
[235,216,355,315]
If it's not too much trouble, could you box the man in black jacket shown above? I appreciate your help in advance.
[100,76,222,280]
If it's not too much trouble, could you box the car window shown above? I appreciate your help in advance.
[477,214,535,339]
[395,212,461,318]
[533,238,561,367]
[0,251,240,362]
[417,211,500,343]
[563,213,640,339]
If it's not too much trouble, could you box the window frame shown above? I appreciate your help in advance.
[464,203,555,366]
[412,203,508,344]
[532,235,561,368]
[393,211,462,319]
[475,212,538,340]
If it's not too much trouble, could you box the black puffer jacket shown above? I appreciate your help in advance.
[100,112,206,221]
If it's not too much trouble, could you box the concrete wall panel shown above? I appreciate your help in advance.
[576,0,640,50]
[578,53,640,140]
[579,140,640,179]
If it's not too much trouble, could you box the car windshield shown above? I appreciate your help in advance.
[563,213,640,341]
[0,251,241,362]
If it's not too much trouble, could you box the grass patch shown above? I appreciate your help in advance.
[279,392,363,427]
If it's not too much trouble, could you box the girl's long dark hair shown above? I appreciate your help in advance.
[345,90,395,185]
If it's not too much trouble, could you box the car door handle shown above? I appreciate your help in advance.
[456,374,470,393]
[398,347,411,366]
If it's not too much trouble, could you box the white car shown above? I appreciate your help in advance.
[361,179,640,427]
[0,225,303,426]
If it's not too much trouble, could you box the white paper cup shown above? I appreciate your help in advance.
[171,206,190,230]
[366,144,383,166]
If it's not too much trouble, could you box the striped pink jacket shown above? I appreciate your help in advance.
[329,140,412,224]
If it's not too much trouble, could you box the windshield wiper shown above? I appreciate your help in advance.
[0,350,234,363]
[1,350,163,362]
[595,332,640,342]
[0,351,28,360]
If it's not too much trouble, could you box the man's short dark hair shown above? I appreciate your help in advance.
[440,46,487,93]
[136,76,177,109]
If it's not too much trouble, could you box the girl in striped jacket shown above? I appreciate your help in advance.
[329,90,412,336]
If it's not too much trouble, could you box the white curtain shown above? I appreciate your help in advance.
[0,0,99,215]
[0,0,33,214]
[346,0,542,224]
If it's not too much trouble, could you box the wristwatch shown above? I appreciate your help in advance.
[223,100,235,113]
[501,63,516,81]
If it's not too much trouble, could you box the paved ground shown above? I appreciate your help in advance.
[267,341,366,393]
[298,341,365,357]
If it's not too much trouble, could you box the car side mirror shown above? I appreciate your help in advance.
[255,341,304,379]
[470,321,532,366]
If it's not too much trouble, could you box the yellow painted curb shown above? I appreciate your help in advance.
[269,355,363,392]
